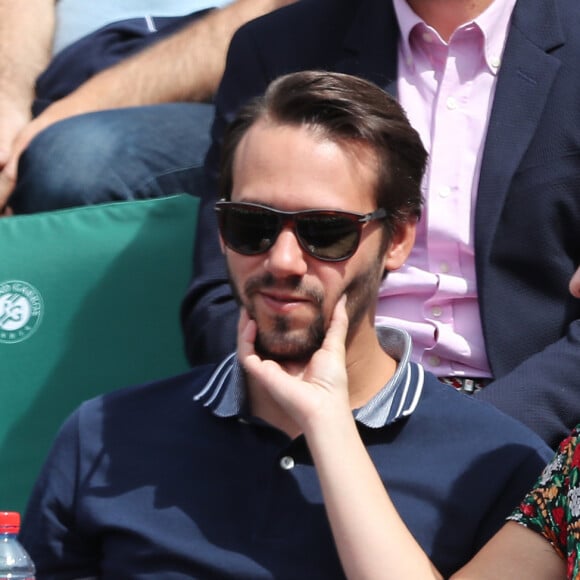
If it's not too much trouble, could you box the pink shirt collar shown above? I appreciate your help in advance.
[393,0,517,75]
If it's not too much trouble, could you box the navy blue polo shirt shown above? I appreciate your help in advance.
[21,327,552,579]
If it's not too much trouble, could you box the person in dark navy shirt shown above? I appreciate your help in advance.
[181,0,580,451]
[21,70,552,579]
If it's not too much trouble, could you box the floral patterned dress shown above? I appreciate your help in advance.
[508,423,580,579]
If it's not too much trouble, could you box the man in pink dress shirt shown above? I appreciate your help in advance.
[375,0,517,384]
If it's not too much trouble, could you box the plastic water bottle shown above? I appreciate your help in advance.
[0,512,35,580]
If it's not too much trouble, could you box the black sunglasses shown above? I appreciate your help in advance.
[215,201,387,262]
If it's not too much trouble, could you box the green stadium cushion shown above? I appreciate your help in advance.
[0,194,199,513]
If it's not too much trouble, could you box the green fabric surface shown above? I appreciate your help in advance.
[0,194,199,513]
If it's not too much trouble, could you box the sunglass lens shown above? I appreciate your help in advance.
[222,206,279,254]
[297,214,359,260]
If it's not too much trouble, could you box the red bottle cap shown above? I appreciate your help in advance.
[0,512,20,533]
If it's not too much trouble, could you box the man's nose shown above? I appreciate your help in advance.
[264,227,308,277]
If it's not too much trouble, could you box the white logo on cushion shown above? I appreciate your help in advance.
[0,280,44,344]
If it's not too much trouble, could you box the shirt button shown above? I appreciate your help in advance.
[432,306,442,318]
[490,56,501,69]
[446,96,458,110]
[439,185,451,198]
[422,31,434,43]
[440,262,450,274]
[428,355,441,367]
[280,456,295,470]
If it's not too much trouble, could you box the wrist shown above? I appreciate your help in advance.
[0,95,33,120]
[303,404,358,449]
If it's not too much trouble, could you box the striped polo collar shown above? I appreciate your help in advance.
[193,326,424,429]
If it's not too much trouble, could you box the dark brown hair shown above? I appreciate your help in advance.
[218,70,427,239]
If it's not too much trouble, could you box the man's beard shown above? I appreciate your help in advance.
[229,258,383,363]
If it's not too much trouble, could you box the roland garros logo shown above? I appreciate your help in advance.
[0,280,44,344]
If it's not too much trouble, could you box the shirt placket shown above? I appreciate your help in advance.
[421,31,480,374]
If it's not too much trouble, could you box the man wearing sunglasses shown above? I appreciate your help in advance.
[182,0,580,451]
[20,71,551,578]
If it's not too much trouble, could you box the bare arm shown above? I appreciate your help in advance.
[0,0,54,165]
[305,388,443,579]
[0,0,294,211]
[45,0,294,112]
[451,522,565,580]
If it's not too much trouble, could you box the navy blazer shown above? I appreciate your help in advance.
[181,0,580,449]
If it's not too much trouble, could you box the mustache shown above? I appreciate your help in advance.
[244,272,324,304]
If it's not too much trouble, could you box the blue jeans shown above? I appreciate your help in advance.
[10,102,214,214]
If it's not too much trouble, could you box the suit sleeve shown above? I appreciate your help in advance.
[475,318,580,450]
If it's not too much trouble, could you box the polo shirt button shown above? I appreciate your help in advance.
[280,456,295,470]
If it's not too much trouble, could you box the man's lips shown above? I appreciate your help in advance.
[257,290,312,313]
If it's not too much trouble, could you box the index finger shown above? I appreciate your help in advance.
[319,295,349,356]
[237,307,257,363]
[570,267,580,298]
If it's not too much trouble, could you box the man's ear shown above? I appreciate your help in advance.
[218,233,226,255]
[383,220,416,272]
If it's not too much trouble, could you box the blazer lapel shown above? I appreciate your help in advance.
[475,0,565,267]
[329,0,565,277]
[335,0,400,97]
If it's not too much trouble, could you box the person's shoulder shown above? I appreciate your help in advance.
[50,363,224,452]
[549,0,580,19]
[40,362,228,478]
[77,363,219,419]
[250,0,354,25]
[512,0,580,40]
[236,0,360,44]
[556,0,580,40]
[417,371,551,457]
